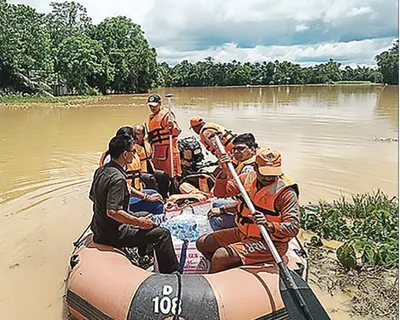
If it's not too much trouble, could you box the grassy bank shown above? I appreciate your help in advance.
[301,190,398,270]
[0,94,105,105]
[333,81,376,85]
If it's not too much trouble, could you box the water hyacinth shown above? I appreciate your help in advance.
[300,190,399,269]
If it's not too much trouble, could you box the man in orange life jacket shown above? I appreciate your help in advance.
[196,148,300,273]
[146,94,182,179]
[208,133,259,231]
[189,116,237,157]
[133,124,170,199]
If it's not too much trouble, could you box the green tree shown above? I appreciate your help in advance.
[90,16,157,93]
[56,35,106,94]
[375,40,399,85]
[46,1,92,47]
[0,1,52,93]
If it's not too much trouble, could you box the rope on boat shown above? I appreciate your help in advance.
[173,272,183,320]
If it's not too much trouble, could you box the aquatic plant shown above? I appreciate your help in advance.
[300,190,399,270]
[0,93,101,104]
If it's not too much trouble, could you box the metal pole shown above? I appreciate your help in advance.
[213,135,283,264]
[166,94,174,177]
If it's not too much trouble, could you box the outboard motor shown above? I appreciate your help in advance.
[177,136,218,195]
[178,136,205,175]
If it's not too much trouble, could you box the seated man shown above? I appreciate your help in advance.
[133,124,170,199]
[208,133,259,231]
[89,134,179,274]
[99,126,164,215]
[196,148,300,273]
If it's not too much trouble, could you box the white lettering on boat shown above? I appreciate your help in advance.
[152,284,182,315]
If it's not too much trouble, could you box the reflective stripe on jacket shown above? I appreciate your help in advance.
[147,108,181,145]
[236,171,299,241]
[99,149,142,191]
[134,140,154,173]
[214,171,300,242]
[235,155,256,175]
[199,123,236,155]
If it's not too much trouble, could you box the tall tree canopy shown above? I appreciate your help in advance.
[375,41,399,85]
[0,0,52,93]
[90,16,157,93]
[0,0,397,96]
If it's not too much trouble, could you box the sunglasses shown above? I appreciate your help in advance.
[233,146,249,152]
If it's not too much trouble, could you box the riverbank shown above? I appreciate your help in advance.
[1,81,386,106]
[0,95,108,106]
[304,237,399,319]
[300,190,399,318]
[301,190,398,271]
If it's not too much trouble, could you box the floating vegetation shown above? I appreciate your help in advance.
[370,136,398,143]
[0,94,103,105]
[301,190,399,270]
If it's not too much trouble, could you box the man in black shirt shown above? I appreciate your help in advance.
[89,134,179,274]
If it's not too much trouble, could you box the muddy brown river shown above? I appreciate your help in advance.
[0,85,398,319]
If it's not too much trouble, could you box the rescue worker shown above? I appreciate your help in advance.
[133,124,170,199]
[208,133,259,231]
[89,134,179,274]
[146,94,182,180]
[189,116,236,157]
[196,148,300,273]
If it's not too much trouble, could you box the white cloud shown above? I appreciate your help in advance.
[156,38,395,67]
[295,24,309,32]
[346,6,373,17]
[7,0,398,66]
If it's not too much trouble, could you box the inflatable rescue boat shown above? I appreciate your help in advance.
[64,228,307,320]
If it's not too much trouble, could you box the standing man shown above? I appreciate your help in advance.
[89,134,179,274]
[133,124,170,199]
[146,94,182,179]
[189,116,237,157]
[196,148,300,273]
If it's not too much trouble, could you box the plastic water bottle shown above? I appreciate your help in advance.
[188,220,200,240]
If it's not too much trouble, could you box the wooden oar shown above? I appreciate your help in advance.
[213,135,330,320]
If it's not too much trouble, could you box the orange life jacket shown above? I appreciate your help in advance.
[180,174,215,196]
[134,140,154,173]
[235,155,256,175]
[236,171,299,242]
[199,123,236,155]
[147,108,180,145]
[127,154,142,191]
[99,150,110,167]
[178,182,209,197]
[166,193,207,207]
[99,149,142,191]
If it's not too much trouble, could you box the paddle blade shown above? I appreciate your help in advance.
[279,269,331,320]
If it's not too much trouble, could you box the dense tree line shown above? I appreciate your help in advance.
[155,42,398,87]
[0,0,156,95]
[0,0,398,97]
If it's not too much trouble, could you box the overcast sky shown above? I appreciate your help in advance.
[9,0,398,67]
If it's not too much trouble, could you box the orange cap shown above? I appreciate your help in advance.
[255,148,282,176]
[190,116,205,128]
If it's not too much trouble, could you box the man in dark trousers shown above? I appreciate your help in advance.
[89,134,179,274]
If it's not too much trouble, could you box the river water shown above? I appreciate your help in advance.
[0,85,398,319]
